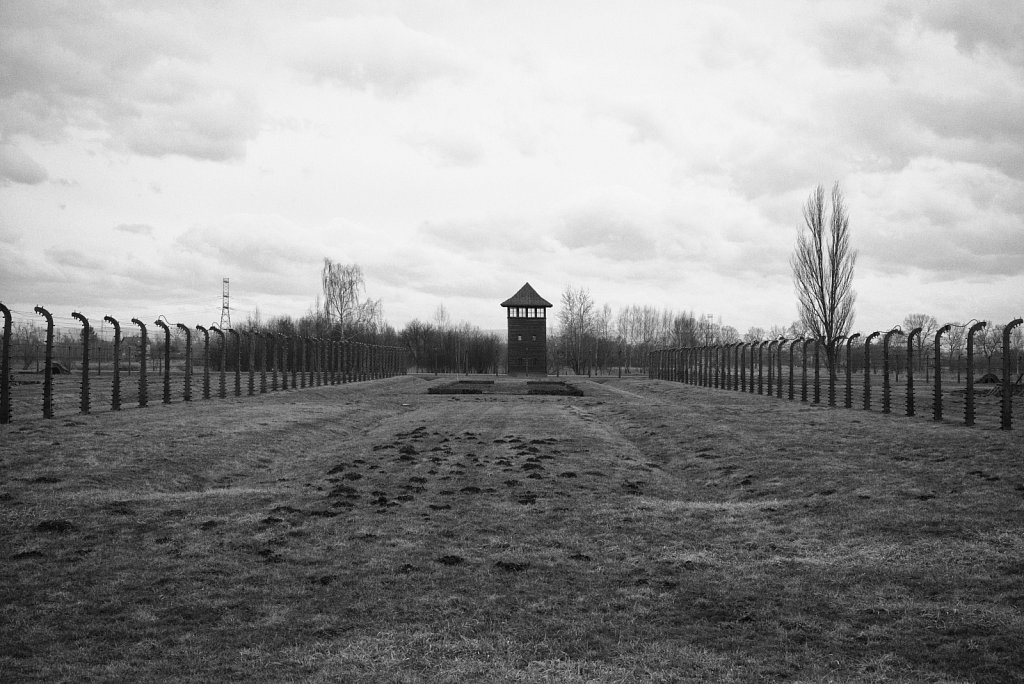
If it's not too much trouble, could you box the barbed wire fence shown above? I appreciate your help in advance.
[0,303,410,423]
[649,319,1024,431]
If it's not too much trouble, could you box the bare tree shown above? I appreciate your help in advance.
[903,313,938,370]
[321,258,383,339]
[743,326,766,343]
[558,285,595,374]
[791,182,857,372]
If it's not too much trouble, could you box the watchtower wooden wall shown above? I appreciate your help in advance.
[501,282,552,376]
[507,308,547,375]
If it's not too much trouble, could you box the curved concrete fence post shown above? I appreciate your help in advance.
[845,334,860,409]
[748,342,756,394]
[0,305,11,421]
[242,332,255,396]
[279,334,290,390]
[933,324,952,421]
[728,344,735,389]
[72,312,91,414]
[154,319,172,404]
[829,336,845,407]
[0,303,11,423]
[905,328,921,417]
[799,338,810,402]
[862,331,881,410]
[787,338,799,400]
[1002,318,1024,430]
[719,345,727,389]
[265,332,275,392]
[729,343,738,390]
[226,329,241,397]
[810,339,821,404]
[258,331,267,394]
[774,337,782,397]
[106,316,123,410]
[328,338,336,385]
[317,338,324,386]
[34,307,56,418]
[738,344,746,392]
[882,328,903,414]
[965,321,987,427]
[176,324,193,401]
[341,340,349,383]
[310,338,318,386]
[210,326,226,399]
[706,346,712,387]
[756,341,766,395]
[716,344,724,387]
[131,318,149,408]
[195,325,210,400]
[766,340,778,397]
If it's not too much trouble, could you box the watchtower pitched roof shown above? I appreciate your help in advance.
[500,282,552,308]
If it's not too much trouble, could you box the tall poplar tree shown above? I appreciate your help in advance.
[791,182,857,374]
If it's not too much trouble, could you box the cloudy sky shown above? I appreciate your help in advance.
[1,0,1022,335]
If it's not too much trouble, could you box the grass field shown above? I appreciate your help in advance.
[2,375,1022,682]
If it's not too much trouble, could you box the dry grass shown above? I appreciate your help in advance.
[2,375,1022,682]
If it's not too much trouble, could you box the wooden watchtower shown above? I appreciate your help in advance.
[501,282,552,375]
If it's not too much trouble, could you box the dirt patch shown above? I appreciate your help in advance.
[428,379,584,396]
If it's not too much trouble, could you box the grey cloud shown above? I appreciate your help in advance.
[120,86,262,162]
[419,219,540,255]
[173,217,324,297]
[0,142,48,184]
[404,132,484,167]
[911,0,1024,65]
[114,223,154,236]
[555,209,658,261]
[44,247,108,271]
[0,2,260,161]
[284,16,470,97]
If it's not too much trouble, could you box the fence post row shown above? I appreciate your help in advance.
[72,312,91,414]
[4,308,1021,429]
[1,303,12,424]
